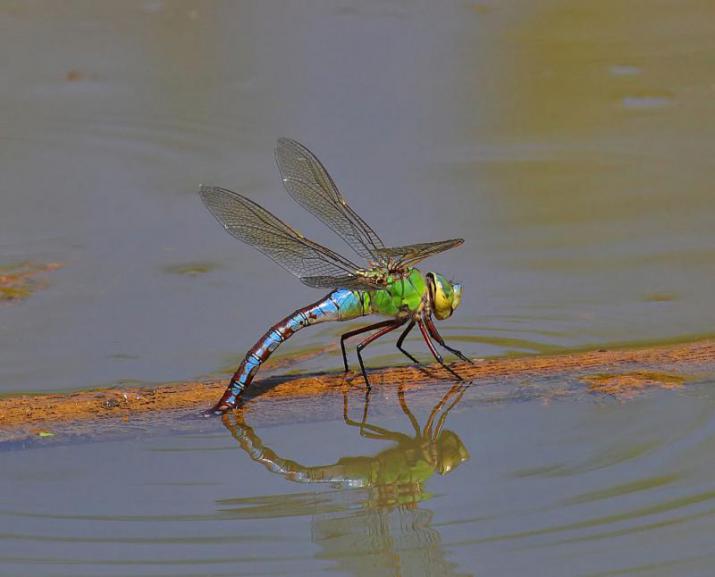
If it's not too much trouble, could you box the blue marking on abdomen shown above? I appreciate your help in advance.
[310,296,340,318]
[330,289,364,320]
[287,313,307,332]
[252,330,284,359]
[221,291,368,404]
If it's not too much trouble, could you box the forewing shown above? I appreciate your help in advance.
[300,275,382,290]
[199,186,382,289]
[376,239,464,269]
[275,138,385,262]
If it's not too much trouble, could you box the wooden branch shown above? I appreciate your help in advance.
[1,338,714,443]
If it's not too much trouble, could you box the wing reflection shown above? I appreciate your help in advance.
[220,383,472,577]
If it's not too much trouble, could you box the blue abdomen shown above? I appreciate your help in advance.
[214,289,370,407]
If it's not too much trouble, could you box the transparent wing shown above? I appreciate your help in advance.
[300,275,381,290]
[199,186,382,290]
[375,239,464,269]
[275,138,385,262]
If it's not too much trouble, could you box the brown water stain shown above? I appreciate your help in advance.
[643,292,677,303]
[0,262,63,303]
[162,261,221,277]
[582,371,688,399]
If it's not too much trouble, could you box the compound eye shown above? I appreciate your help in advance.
[451,282,462,311]
[430,274,454,320]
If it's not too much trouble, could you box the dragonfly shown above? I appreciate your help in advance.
[222,382,470,507]
[200,138,471,414]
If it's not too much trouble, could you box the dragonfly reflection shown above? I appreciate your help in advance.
[221,384,471,576]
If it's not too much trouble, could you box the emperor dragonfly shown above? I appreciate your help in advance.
[200,138,470,414]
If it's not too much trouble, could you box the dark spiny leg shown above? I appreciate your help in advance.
[425,382,470,438]
[398,384,421,436]
[343,388,401,440]
[417,319,463,381]
[340,320,397,372]
[424,315,473,363]
[359,388,384,439]
[361,388,371,428]
[395,319,420,365]
[355,319,407,388]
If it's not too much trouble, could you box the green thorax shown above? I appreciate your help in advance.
[364,268,427,318]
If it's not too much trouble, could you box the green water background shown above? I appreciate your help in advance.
[2,2,715,576]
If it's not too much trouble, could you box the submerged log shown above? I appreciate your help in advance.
[1,338,714,443]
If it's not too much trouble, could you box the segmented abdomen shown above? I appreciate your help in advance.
[214,289,369,408]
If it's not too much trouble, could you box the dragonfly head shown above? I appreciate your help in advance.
[430,430,470,475]
[426,272,463,320]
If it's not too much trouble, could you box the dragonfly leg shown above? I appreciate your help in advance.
[417,319,463,381]
[397,384,421,436]
[424,315,473,364]
[355,318,408,388]
[342,389,403,440]
[340,319,400,373]
[395,320,421,365]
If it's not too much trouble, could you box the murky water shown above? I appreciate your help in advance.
[2,1,715,575]
[4,383,715,576]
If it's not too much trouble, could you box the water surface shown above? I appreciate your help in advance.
[2,1,714,393]
[2,1,715,575]
[3,383,715,576]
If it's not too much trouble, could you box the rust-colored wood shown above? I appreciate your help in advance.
[1,338,714,442]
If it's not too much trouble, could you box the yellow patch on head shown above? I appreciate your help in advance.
[429,273,462,320]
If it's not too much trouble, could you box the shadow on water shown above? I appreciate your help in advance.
[220,383,472,577]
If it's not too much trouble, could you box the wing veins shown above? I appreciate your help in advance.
[199,185,382,289]
[282,174,380,259]
[276,138,386,262]
[377,239,465,270]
